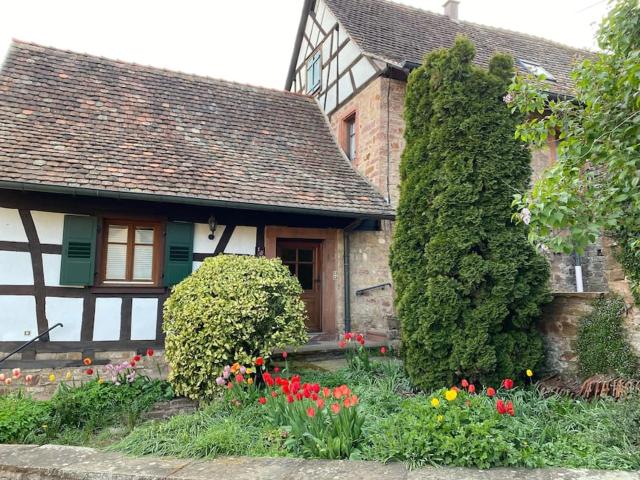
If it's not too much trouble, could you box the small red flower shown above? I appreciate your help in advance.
[83,357,92,366]
[133,355,142,362]
[496,399,507,415]
[380,346,387,355]
[312,383,320,394]
[486,387,496,397]
[235,374,244,383]
[258,397,267,405]
[311,392,318,401]
[256,357,264,366]
[307,407,316,418]
[295,392,303,400]
[338,340,347,348]
[316,398,325,409]
[274,366,280,373]
[146,348,154,357]
[344,332,353,340]
[468,384,476,394]
[271,391,278,398]
[130,361,137,367]
[282,351,288,359]
[322,387,331,398]
[461,379,469,389]
[502,378,514,390]
[331,403,341,414]
[506,401,515,416]
[356,334,364,343]
[85,368,94,375]
[286,394,294,403]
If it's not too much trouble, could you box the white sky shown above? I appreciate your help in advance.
[0,0,609,90]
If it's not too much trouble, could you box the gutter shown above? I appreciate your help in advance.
[0,180,395,221]
[343,219,362,333]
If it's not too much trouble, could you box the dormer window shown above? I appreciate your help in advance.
[306,51,321,93]
[518,59,556,81]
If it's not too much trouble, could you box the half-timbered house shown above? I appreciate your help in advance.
[0,41,393,367]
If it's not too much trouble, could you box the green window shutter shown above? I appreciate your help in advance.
[60,215,97,286]
[163,222,194,287]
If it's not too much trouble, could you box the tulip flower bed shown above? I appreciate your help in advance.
[113,343,640,470]
[0,350,173,445]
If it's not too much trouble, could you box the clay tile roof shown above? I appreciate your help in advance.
[323,0,595,97]
[0,41,394,219]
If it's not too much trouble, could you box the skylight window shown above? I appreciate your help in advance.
[518,59,556,82]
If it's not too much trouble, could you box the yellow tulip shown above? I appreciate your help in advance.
[246,368,253,375]
[526,369,533,377]
[444,389,457,401]
[48,374,56,382]
[65,371,72,380]
[431,397,440,408]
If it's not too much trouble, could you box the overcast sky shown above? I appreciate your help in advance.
[0,0,610,90]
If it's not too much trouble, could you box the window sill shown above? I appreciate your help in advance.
[90,286,166,294]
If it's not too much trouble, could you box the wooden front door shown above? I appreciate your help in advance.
[277,239,323,332]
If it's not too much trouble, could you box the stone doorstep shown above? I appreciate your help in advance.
[0,445,638,480]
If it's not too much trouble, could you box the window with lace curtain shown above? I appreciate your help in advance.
[100,219,163,286]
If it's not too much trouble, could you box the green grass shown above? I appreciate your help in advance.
[111,360,640,470]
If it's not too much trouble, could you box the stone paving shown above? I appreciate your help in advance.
[0,444,638,480]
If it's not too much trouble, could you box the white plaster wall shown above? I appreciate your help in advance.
[0,251,34,285]
[224,226,257,255]
[0,208,27,242]
[131,298,158,340]
[31,211,65,244]
[93,297,122,341]
[193,223,225,254]
[0,295,38,341]
[46,297,83,341]
[42,253,65,287]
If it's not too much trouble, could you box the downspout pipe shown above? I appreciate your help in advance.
[574,252,584,293]
[343,219,362,333]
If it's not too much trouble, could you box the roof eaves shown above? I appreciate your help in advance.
[0,180,396,220]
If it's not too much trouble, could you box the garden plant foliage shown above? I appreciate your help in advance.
[390,37,551,390]
[576,295,638,378]
[163,255,308,400]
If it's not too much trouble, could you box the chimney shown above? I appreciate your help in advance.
[443,0,460,21]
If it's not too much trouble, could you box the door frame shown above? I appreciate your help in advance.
[264,226,340,336]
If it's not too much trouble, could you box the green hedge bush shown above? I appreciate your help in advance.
[0,395,50,443]
[576,295,638,379]
[390,37,551,391]
[163,255,309,399]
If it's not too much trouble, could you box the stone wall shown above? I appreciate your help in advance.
[0,349,169,400]
[539,293,602,375]
[329,77,405,336]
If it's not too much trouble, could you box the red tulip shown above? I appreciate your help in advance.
[271,391,278,398]
[331,403,341,414]
[380,346,387,355]
[344,332,353,340]
[338,340,347,348]
[287,394,294,403]
[502,378,514,390]
[130,361,137,367]
[356,334,364,343]
[312,383,320,394]
[256,357,264,366]
[85,368,94,375]
[486,387,496,397]
[133,355,142,362]
[307,407,316,418]
[461,379,469,388]
[282,351,288,359]
[506,401,515,416]
[496,399,507,415]
[274,366,280,373]
[146,348,154,357]
[468,384,476,394]
[258,397,267,405]
[295,392,303,400]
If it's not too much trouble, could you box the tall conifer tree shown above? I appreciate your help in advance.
[390,37,551,390]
